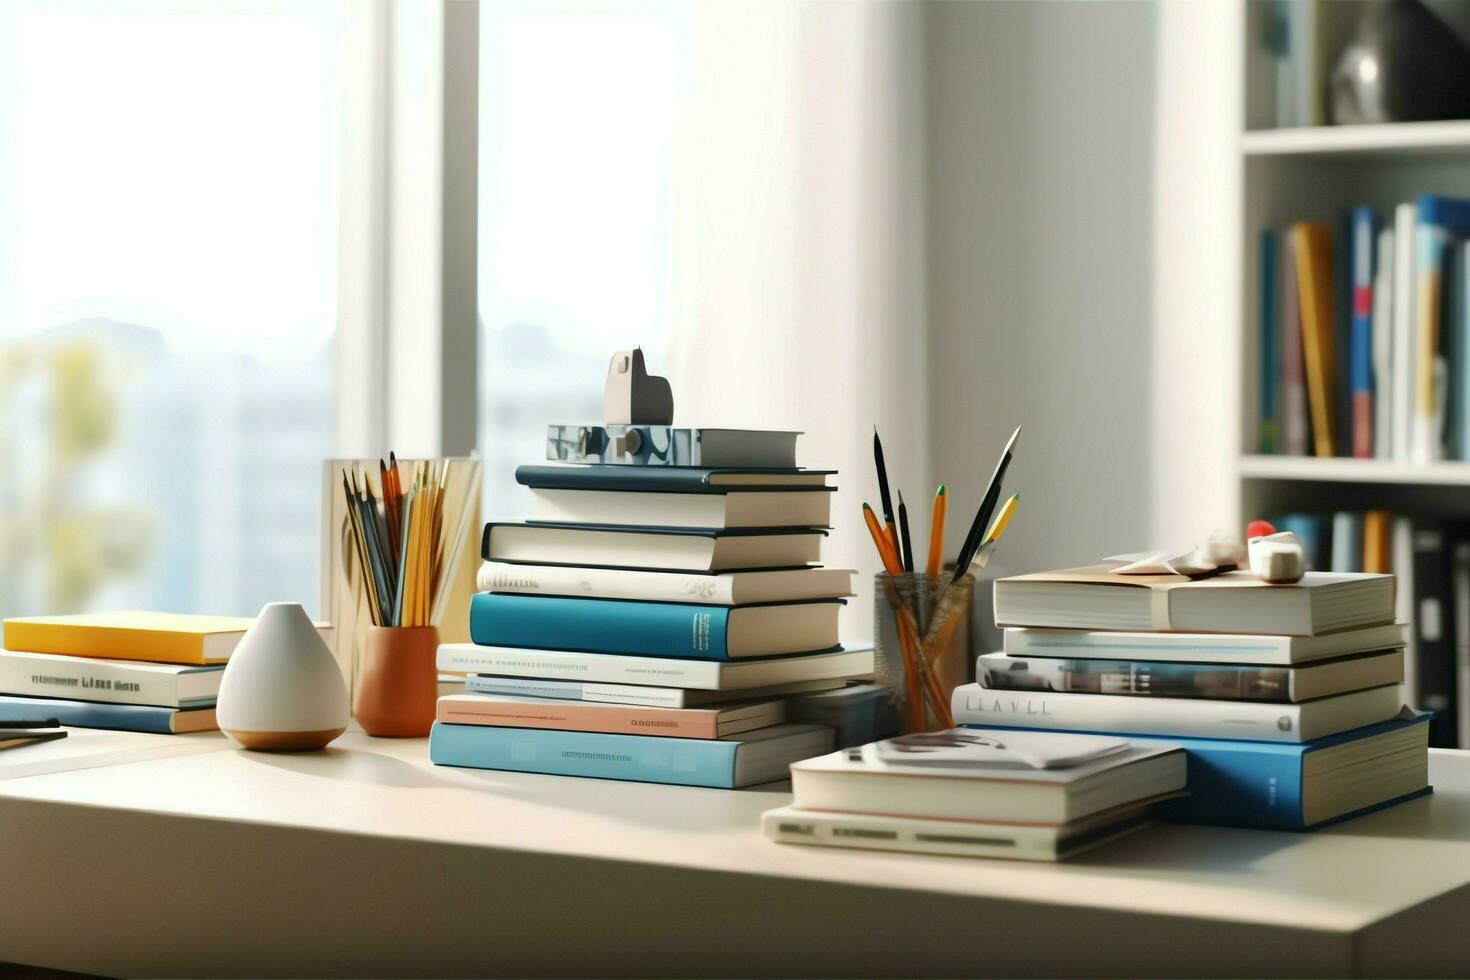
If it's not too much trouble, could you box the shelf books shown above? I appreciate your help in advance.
[981,559,1428,827]
[763,731,1185,862]
[1258,195,1470,462]
[430,431,872,787]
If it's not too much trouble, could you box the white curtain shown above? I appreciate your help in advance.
[667,0,929,641]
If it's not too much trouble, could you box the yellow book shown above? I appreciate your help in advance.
[1290,223,1337,458]
[2,612,332,666]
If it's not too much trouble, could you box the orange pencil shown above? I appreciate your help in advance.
[925,485,947,579]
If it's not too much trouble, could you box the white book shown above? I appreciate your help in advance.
[1392,202,1416,463]
[477,562,854,605]
[762,803,1157,863]
[0,649,223,708]
[1373,225,1395,458]
[437,643,875,691]
[789,739,1185,824]
[463,674,846,708]
[994,566,1394,636]
[1003,623,1407,665]
[483,523,823,571]
[528,488,833,530]
[950,682,1404,743]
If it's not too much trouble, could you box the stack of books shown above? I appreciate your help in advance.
[765,729,1187,862]
[429,432,874,789]
[0,612,295,734]
[952,565,1432,829]
[1257,196,1470,463]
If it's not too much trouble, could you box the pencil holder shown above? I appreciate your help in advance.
[873,573,975,734]
[355,625,440,737]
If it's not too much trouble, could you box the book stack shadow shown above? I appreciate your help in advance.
[428,444,877,789]
[952,564,1431,829]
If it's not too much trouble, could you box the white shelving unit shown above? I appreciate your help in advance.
[1235,4,1470,526]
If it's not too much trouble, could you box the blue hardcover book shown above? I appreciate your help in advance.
[469,593,843,660]
[515,465,834,493]
[1260,229,1279,454]
[969,713,1430,830]
[428,721,834,788]
[0,695,214,735]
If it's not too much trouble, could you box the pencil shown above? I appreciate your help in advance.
[872,429,900,556]
[925,485,947,578]
[954,425,1021,578]
[862,503,902,574]
[983,492,1020,546]
[897,490,915,574]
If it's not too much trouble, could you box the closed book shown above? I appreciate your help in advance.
[1349,207,1377,457]
[477,562,856,606]
[977,649,1403,703]
[463,674,846,708]
[1259,228,1280,454]
[438,643,875,691]
[1456,539,1470,749]
[0,650,223,708]
[543,427,802,468]
[0,695,217,734]
[788,739,1185,825]
[1095,711,1433,830]
[517,463,831,491]
[528,487,833,530]
[482,522,825,572]
[1363,510,1392,573]
[1413,522,1457,747]
[1290,222,1337,457]
[1283,228,1310,455]
[762,802,1158,863]
[428,721,834,788]
[1003,623,1406,665]
[993,566,1394,635]
[1457,247,1470,460]
[469,593,842,660]
[1331,511,1364,572]
[1,612,333,666]
[1275,512,1331,571]
[1410,195,1470,462]
[951,682,1403,743]
[1373,225,1395,459]
[436,692,784,738]
[1392,202,1416,463]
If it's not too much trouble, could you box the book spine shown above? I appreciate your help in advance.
[0,624,207,665]
[0,695,183,735]
[1290,222,1337,458]
[1260,229,1279,454]
[437,644,723,688]
[469,593,732,660]
[1373,225,1395,459]
[1283,230,1310,455]
[462,675,691,708]
[978,655,1295,702]
[1115,736,1307,830]
[1392,203,1417,462]
[437,699,720,738]
[1350,207,1376,458]
[1455,244,1470,461]
[462,676,586,700]
[1330,511,1363,573]
[1003,631,1295,664]
[951,686,1309,742]
[0,655,192,708]
[477,562,737,604]
[1413,523,1457,747]
[428,722,740,787]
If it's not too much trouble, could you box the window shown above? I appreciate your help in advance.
[477,1,689,514]
[0,0,343,619]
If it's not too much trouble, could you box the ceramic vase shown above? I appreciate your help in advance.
[217,602,349,751]
[355,625,439,737]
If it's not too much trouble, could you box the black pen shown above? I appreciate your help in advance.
[898,490,915,574]
[955,425,1022,577]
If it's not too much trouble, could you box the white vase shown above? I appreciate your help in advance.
[217,602,349,751]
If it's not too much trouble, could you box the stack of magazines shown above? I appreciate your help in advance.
[429,425,874,789]
[952,564,1431,829]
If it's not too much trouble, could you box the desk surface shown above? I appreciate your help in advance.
[1,729,1467,978]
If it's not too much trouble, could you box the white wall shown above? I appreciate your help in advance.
[925,2,1160,587]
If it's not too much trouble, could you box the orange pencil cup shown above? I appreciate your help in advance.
[355,625,440,737]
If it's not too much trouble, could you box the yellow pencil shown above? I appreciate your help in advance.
[983,492,1020,546]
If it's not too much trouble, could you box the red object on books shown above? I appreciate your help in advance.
[1246,520,1276,540]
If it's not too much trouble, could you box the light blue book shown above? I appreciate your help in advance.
[0,695,214,735]
[469,593,842,660]
[429,722,833,788]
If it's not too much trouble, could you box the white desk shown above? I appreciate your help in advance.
[0,730,1466,978]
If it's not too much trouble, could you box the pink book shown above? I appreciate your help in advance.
[436,694,784,740]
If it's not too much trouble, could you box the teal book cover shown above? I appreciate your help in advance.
[470,593,738,659]
[428,722,744,787]
[0,694,196,735]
